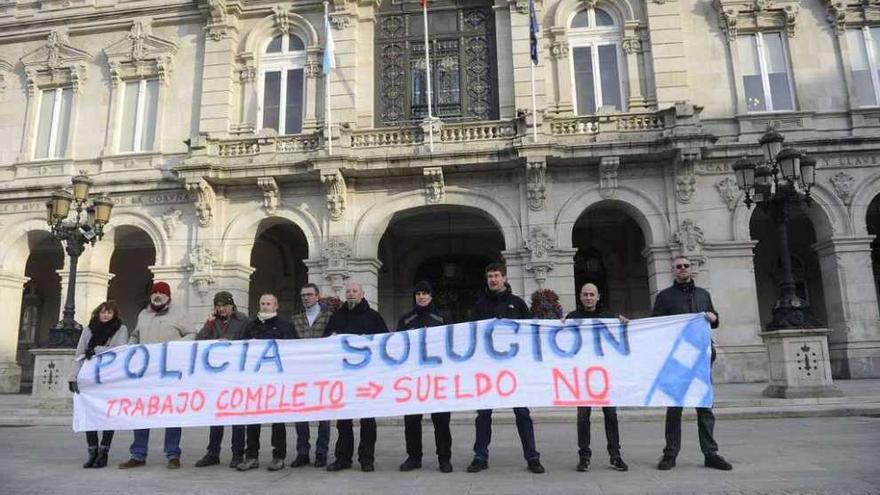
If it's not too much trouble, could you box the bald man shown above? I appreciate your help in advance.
[323,282,388,472]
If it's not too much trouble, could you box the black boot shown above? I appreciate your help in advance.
[93,447,109,468]
[83,447,98,468]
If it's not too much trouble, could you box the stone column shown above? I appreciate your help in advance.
[814,236,880,378]
[501,249,528,301]
[0,271,28,393]
[150,265,198,330]
[347,258,382,309]
[56,268,113,325]
[214,263,256,315]
[642,244,674,304]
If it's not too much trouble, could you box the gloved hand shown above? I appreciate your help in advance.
[84,348,95,360]
[68,381,80,394]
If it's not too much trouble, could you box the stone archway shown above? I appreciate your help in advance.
[571,202,651,317]
[377,206,505,325]
[107,226,158,328]
[249,218,310,317]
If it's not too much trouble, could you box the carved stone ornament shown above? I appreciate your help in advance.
[510,0,529,15]
[823,0,880,36]
[550,41,570,60]
[830,171,854,205]
[676,152,698,204]
[525,227,555,260]
[673,219,705,255]
[423,167,445,204]
[715,176,741,211]
[321,169,346,221]
[188,243,216,296]
[185,178,215,227]
[526,160,547,211]
[205,0,237,41]
[257,176,280,215]
[525,262,554,288]
[322,236,352,293]
[161,208,182,237]
[20,30,92,95]
[0,58,11,99]
[104,20,178,87]
[715,0,800,41]
[273,5,291,34]
[599,157,620,199]
[621,37,643,55]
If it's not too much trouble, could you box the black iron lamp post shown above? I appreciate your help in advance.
[731,130,819,330]
[44,174,114,347]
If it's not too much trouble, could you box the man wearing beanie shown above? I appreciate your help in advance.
[119,281,196,470]
[194,291,249,469]
[396,280,453,473]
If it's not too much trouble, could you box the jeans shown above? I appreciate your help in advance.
[663,407,718,457]
[473,408,539,461]
[295,421,331,456]
[206,425,245,457]
[130,428,182,460]
[576,406,621,458]
[85,431,114,448]
[404,412,452,461]
[334,418,376,465]
[245,423,287,459]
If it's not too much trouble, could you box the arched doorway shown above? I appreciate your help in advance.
[18,232,63,387]
[108,226,158,328]
[867,194,880,313]
[249,219,309,317]
[750,204,828,329]
[571,204,651,317]
[378,206,504,325]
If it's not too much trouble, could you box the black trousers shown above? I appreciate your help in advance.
[244,423,286,460]
[473,408,539,461]
[334,418,376,465]
[85,431,114,448]
[206,425,245,457]
[663,407,717,457]
[404,412,452,461]
[576,406,621,458]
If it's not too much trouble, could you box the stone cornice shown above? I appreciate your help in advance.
[714,0,800,41]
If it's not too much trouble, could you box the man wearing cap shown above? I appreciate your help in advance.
[289,283,335,469]
[118,281,196,470]
[194,291,249,469]
[396,281,453,473]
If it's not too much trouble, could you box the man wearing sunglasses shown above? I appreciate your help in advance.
[652,256,732,472]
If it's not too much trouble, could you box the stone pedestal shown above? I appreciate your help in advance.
[761,328,843,398]
[29,348,75,407]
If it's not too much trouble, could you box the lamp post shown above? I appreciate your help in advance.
[44,173,114,347]
[731,129,819,330]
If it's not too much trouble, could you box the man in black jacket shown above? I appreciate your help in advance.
[236,293,298,472]
[652,256,732,472]
[324,281,388,472]
[564,282,629,473]
[467,262,545,474]
[397,280,453,473]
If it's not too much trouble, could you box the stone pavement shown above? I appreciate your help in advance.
[0,379,879,495]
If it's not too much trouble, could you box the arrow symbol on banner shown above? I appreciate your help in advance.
[355,381,383,399]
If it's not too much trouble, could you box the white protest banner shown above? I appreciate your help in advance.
[72,314,713,431]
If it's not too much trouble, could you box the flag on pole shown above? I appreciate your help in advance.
[528,0,539,65]
[323,6,336,74]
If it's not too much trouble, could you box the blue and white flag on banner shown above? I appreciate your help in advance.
[323,9,336,74]
[528,0,539,65]
[644,314,714,406]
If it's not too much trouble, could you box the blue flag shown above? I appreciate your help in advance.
[323,9,336,74]
[529,0,539,65]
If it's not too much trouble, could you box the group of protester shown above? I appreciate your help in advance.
[68,257,733,474]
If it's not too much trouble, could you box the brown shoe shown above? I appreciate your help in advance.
[118,458,146,469]
[167,458,181,469]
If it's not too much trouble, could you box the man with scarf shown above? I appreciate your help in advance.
[194,291,249,469]
[564,282,630,473]
[652,256,732,472]
[118,281,196,470]
[69,300,129,468]
[467,262,545,474]
[323,281,388,473]
[237,293,298,472]
[396,281,453,473]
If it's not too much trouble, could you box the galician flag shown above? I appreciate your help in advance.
[323,6,336,74]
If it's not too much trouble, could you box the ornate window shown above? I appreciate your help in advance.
[845,27,880,107]
[33,87,73,159]
[737,32,795,112]
[258,33,307,134]
[119,79,159,152]
[568,7,624,115]
[375,0,498,126]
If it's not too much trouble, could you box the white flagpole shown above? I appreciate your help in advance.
[324,1,333,155]
[422,0,434,153]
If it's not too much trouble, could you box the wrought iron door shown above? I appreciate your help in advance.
[376,0,498,126]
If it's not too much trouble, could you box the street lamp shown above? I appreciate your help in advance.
[732,129,819,330]
[44,173,114,347]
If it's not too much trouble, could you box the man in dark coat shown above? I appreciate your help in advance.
[652,256,732,471]
[564,282,630,473]
[467,262,545,474]
[324,281,388,472]
[397,280,453,473]
[236,293,298,472]
[194,291,249,469]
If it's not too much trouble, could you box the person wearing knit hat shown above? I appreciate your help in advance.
[396,280,453,473]
[118,281,196,471]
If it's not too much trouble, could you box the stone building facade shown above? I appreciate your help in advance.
[0,0,879,393]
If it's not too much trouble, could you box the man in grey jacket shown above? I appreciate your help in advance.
[118,281,196,470]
